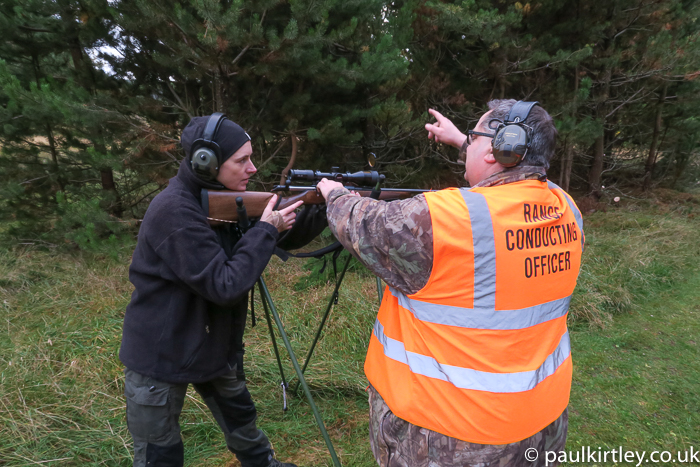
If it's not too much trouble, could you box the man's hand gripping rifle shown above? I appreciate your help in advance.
[279,169,384,193]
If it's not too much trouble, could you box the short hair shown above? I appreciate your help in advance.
[485,99,558,169]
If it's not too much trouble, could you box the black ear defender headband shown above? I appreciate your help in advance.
[190,112,227,182]
[491,101,539,167]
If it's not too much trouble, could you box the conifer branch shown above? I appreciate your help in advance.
[18,25,52,33]
[231,45,250,67]
[258,138,288,170]
[166,83,194,119]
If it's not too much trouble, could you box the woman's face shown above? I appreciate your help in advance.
[216,142,256,191]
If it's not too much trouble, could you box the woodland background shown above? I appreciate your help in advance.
[1,0,699,249]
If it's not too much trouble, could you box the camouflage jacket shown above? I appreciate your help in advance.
[368,385,567,467]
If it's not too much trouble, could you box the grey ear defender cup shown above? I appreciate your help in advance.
[190,113,227,182]
[191,146,219,179]
[492,101,539,167]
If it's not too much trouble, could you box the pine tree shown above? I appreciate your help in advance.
[111,0,418,186]
[0,0,145,246]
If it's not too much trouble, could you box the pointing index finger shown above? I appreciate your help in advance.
[428,108,445,122]
[278,200,304,215]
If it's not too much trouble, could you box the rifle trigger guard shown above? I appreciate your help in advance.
[273,194,282,211]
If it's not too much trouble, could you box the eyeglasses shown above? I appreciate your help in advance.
[467,130,495,145]
[460,130,495,163]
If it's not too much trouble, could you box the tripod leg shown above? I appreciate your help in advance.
[258,277,342,467]
[291,253,352,394]
[258,279,288,409]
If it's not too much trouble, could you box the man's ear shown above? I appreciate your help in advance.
[483,146,498,165]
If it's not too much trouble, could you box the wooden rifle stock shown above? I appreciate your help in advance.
[205,190,323,226]
[204,188,426,226]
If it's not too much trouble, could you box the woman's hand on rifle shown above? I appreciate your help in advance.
[261,195,304,232]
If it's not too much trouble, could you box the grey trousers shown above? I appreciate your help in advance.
[124,368,273,467]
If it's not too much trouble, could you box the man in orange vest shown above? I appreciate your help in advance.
[317,100,584,466]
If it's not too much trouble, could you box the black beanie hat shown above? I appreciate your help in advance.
[180,115,251,163]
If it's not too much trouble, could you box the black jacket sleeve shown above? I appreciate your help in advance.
[276,204,328,251]
[148,200,279,306]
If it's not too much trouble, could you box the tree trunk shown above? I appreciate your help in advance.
[588,134,605,198]
[560,142,574,192]
[100,168,124,218]
[213,71,224,113]
[671,150,690,189]
[66,12,124,217]
[363,92,376,163]
[186,80,201,115]
[57,5,122,215]
[45,123,65,192]
[643,82,668,191]
[560,65,580,193]
[32,54,65,193]
[588,68,610,198]
[558,143,566,189]
[59,4,96,92]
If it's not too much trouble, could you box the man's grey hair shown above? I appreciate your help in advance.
[484,99,558,169]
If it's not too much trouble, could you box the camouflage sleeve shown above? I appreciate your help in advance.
[325,187,433,296]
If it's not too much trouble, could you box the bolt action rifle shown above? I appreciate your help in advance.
[202,169,431,226]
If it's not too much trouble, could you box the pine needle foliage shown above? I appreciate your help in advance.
[2,0,700,246]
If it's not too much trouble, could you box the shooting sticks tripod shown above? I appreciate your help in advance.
[255,252,384,467]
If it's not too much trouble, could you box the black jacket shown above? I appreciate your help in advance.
[119,160,279,383]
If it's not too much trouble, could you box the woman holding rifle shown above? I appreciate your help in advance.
[119,114,300,467]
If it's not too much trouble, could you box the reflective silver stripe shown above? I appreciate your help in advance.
[389,287,570,330]
[459,189,496,309]
[373,319,571,393]
[548,181,584,249]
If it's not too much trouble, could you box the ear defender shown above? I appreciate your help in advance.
[491,101,539,167]
[190,113,227,182]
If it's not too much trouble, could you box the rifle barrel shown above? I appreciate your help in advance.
[273,185,431,194]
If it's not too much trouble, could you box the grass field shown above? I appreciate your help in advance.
[1,189,699,466]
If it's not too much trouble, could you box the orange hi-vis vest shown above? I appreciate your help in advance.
[365,180,584,445]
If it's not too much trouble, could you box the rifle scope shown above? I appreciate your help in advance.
[288,170,385,186]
